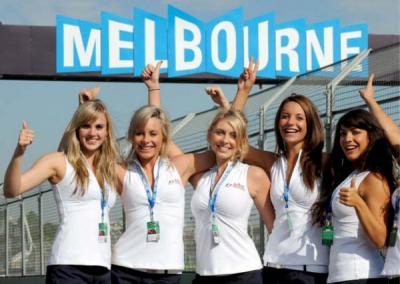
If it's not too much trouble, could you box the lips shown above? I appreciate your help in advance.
[216,144,232,152]
[283,127,299,133]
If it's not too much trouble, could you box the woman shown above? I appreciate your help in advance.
[190,109,273,284]
[4,99,119,283]
[210,60,329,284]
[359,74,400,283]
[312,109,396,283]
[111,62,214,284]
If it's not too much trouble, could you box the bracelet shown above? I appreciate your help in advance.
[149,88,160,92]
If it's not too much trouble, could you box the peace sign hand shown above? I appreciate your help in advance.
[238,57,259,93]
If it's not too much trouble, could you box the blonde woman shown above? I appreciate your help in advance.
[111,63,214,284]
[4,99,119,283]
[190,109,272,284]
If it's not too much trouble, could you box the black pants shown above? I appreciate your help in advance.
[331,278,390,283]
[387,277,400,284]
[46,265,111,284]
[111,265,181,284]
[262,266,327,284]
[193,269,262,284]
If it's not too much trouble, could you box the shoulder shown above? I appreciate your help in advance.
[359,172,390,198]
[248,165,270,185]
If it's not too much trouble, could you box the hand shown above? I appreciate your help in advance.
[18,121,34,150]
[359,74,375,103]
[141,61,162,90]
[237,57,259,92]
[339,177,362,208]
[205,86,230,109]
[79,86,100,105]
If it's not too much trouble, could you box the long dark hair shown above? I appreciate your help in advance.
[274,94,325,190]
[312,109,397,226]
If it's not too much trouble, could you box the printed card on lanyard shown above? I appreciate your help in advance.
[322,203,334,246]
[98,187,109,243]
[134,159,162,242]
[209,162,236,245]
[389,188,400,247]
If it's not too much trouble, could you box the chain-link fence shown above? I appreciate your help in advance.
[0,42,399,276]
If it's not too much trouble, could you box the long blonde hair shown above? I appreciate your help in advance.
[63,99,118,194]
[208,109,249,161]
[126,105,172,161]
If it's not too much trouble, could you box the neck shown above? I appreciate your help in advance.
[285,143,302,160]
[83,151,97,169]
[138,155,158,171]
[215,158,232,175]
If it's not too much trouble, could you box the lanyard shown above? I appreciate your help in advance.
[100,187,108,222]
[282,149,302,209]
[208,162,236,219]
[133,158,162,221]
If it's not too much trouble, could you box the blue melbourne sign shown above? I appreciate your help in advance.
[56,6,368,78]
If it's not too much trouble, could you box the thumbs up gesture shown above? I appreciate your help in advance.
[18,121,35,150]
[339,177,362,207]
[141,60,162,90]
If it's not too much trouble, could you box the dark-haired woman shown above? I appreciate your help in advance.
[312,109,397,283]
[210,59,329,284]
[359,74,400,283]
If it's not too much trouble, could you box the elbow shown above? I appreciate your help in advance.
[371,234,386,249]
[4,192,18,198]
[3,186,19,198]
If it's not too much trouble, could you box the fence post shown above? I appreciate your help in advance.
[257,106,265,255]
[325,48,371,151]
[39,191,45,275]
[5,201,8,276]
[21,200,25,276]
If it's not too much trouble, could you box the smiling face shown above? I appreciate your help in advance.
[78,113,108,155]
[132,117,164,163]
[208,118,239,162]
[339,126,370,163]
[278,101,307,150]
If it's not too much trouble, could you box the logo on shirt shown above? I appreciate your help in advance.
[225,182,245,191]
[168,179,181,185]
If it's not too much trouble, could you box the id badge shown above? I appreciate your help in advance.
[388,227,398,247]
[147,221,160,242]
[211,223,220,244]
[98,222,108,243]
[322,225,334,246]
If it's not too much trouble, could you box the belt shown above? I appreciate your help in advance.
[134,268,182,275]
[265,263,328,273]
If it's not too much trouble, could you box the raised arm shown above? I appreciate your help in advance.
[141,61,183,157]
[4,122,64,197]
[171,150,215,187]
[360,74,400,148]
[58,86,100,151]
[231,57,259,111]
[205,86,230,110]
[141,61,162,107]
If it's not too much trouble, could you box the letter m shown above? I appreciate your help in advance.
[56,16,101,72]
